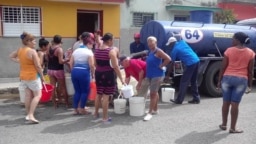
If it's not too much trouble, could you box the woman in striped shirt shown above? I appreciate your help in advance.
[93,33,124,124]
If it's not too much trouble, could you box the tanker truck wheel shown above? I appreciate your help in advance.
[203,61,222,97]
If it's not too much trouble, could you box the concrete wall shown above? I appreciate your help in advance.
[119,0,172,55]
[119,0,219,55]
[0,0,121,37]
[0,37,75,81]
[0,0,122,79]
[0,37,120,80]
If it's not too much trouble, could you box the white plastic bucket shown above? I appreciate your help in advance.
[65,74,75,96]
[161,87,175,103]
[18,83,25,103]
[129,97,145,116]
[121,85,134,99]
[114,95,127,114]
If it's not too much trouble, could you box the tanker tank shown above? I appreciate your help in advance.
[140,20,256,97]
[140,20,256,57]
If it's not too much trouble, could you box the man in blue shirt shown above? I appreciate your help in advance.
[130,33,146,54]
[165,37,200,104]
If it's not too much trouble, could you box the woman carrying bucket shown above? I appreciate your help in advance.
[9,32,44,124]
[93,33,125,124]
[144,36,171,121]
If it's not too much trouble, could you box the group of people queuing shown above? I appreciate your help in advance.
[123,34,201,121]
[122,31,254,133]
[9,32,72,123]
[8,30,123,124]
[9,30,254,133]
[70,31,124,124]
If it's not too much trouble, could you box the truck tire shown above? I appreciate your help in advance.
[204,61,222,97]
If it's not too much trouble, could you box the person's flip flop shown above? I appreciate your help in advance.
[229,129,243,134]
[219,125,227,130]
[26,119,39,124]
[79,111,92,115]
[72,112,81,116]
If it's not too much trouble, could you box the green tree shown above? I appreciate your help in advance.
[214,9,236,24]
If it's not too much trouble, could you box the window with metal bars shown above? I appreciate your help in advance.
[174,15,189,21]
[1,6,41,36]
[132,12,154,27]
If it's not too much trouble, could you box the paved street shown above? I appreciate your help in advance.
[0,88,256,144]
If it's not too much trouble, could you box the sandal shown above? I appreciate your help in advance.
[102,117,112,124]
[91,114,101,123]
[229,129,243,134]
[26,118,40,124]
[73,112,80,115]
[219,125,227,130]
[73,109,80,115]
[79,110,92,115]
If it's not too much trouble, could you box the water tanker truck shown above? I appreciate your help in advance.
[139,20,256,97]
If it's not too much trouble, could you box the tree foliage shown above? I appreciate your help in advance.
[214,9,236,24]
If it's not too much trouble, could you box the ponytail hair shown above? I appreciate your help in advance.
[20,32,35,45]
[81,31,95,45]
[39,37,49,48]
[233,32,250,45]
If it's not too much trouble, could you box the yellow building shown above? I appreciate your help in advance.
[0,0,123,38]
[0,0,124,79]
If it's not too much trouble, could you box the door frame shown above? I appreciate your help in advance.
[77,9,103,36]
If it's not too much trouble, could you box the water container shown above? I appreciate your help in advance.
[121,85,134,99]
[41,83,55,103]
[140,21,256,57]
[114,95,127,114]
[65,73,74,96]
[129,97,145,116]
[161,87,175,103]
[18,83,25,103]
[190,10,213,24]
[88,81,97,101]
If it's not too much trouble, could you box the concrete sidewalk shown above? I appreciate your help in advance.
[0,70,137,96]
[0,80,19,95]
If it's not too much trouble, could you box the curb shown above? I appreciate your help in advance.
[0,87,19,95]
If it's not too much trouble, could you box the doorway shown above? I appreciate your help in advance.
[77,10,102,39]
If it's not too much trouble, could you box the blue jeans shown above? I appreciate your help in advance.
[221,75,247,103]
[71,68,90,109]
[176,62,200,103]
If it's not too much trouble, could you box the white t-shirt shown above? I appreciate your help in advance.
[72,47,93,65]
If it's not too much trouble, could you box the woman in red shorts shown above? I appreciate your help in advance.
[47,35,69,107]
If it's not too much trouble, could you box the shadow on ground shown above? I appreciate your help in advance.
[175,129,229,144]
[40,110,143,134]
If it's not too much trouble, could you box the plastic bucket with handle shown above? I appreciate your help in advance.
[88,81,97,101]
[161,87,175,102]
[65,73,75,96]
[129,97,145,116]
[121,85,134,99]
[18,82,25,103]
[114,94,127,114]
[40,83,54,103]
